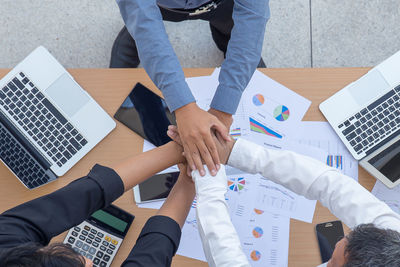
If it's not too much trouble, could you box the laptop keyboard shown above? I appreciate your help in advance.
[0,122,56,189]
[339,85,400,154]
[0,72,88,167]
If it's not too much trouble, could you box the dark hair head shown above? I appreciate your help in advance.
[343,223,400,267]
[0,242,85,267]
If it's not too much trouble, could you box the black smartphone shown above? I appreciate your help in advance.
[316,220,345,263]
[133,171,179,203]
[114,83,176,147]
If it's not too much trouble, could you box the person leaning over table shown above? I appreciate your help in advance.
[0,141,195,267]
[167,125,400,267]
[111,0,270,178]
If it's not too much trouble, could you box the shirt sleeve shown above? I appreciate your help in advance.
[210,0,270,114]
[121,215,181,267]
[116,0,195,112]
[192,166,250,267]
[228,138,400,231]
[0,164,124,249]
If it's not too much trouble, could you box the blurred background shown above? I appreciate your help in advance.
[1,0,400,69]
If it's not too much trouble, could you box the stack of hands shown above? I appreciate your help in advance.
[173,102,235,177]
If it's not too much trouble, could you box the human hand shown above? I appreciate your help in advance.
[175,103,230,176]
[208,108,233,129]
[168,125,235,165]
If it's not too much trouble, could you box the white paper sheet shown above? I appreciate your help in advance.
[235,211,290,267]
[176,207,207,261]
[237,70,310,141]
[137,199,164,209]
[293,121,359,180]
[372,180,400,213]
[225,169,290,266]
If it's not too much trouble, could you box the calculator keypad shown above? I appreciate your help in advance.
[64,222,122,267]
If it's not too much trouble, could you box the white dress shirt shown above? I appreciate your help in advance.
[192,138,400,267]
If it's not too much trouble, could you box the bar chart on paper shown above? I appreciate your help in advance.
[295,122,358,180]
[250,117,283,139]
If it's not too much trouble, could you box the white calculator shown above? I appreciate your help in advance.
[63,204,135,267]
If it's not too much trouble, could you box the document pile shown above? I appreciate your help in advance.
[137,68,359,266]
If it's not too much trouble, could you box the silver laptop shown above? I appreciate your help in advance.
[0,46,116,189]
[320,50,400,188]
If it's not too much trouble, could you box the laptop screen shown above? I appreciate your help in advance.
[368,139,400,183]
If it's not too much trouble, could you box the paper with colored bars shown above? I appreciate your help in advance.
[185,69,311,142]
[293,121,358,180]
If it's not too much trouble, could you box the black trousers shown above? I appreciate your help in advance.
[110,0,235,68]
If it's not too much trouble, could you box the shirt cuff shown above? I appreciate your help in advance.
[227,138,260,169]
[139,215,181,254]
[162,80,196,112]
[210,84,243,114]
[192,165,227,198]
[87,164,125,208]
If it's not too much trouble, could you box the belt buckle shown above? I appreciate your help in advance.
[189,2,217,16]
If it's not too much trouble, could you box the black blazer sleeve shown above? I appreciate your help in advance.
[0,164,124,249]
[121,215,181,267]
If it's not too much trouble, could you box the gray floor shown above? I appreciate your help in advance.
[1,0,400,69]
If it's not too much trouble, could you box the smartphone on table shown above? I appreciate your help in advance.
[114,83,178,204]
[316,220,345,263]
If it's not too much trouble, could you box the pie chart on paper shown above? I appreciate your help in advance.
[252,94,265,106]
[252,226,264,238]
[273,105,290,121]
[250,250,261,261]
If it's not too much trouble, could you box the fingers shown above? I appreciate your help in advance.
[203,130,220,172]
[182,140,196,173]
[197,134,218,175]
[187,141,206,176]
[167,129,183,145]
[214,130,225,143]
[212,120,231,141]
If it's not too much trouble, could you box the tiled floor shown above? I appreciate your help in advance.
[0,0,399,68]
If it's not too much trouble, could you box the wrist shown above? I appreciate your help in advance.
[175,102,197,116]
[208,108,233,128]
[165,141,185,163]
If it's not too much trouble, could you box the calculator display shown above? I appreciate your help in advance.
[91,210,128,233]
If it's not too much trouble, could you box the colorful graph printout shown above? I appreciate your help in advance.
[249,117,283,139]
[230,127,241,139]
[252,227,264,238]
[228,177,246,192]
[251,250,261,261]
[327,155,343,170]
[191,199,197,209]
[252,94,265,106]
[273,105,290,121]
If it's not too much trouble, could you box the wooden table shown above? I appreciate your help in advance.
[0,68,376,266]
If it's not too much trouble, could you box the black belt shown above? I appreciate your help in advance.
[159,0,224,16]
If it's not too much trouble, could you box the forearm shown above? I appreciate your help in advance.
[228,139,400,231]
[116,0,195,111]
[157,174,195,228]
[211,0,270,114]
[194,166,250,267]
[0,165,124,246]
[113,142,183,191]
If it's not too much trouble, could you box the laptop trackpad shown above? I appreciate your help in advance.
[45,74,90,117]
[349,70,389,106]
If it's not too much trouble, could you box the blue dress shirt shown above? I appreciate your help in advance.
[116,0,270,114]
